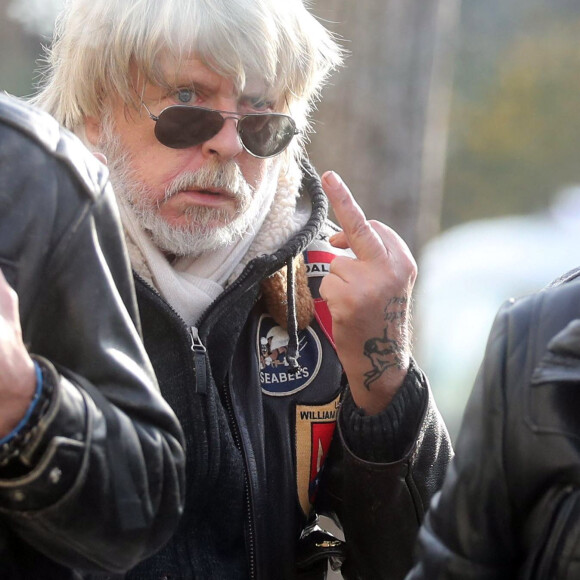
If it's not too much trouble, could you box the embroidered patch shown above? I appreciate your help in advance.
[258,315,322,396]
[304,250,336,278]
[295,395,341,515]
[314,298,335,349]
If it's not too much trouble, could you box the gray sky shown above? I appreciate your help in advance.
[8,0,63,35]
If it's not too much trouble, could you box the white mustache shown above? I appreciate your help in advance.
[163,161,253,204]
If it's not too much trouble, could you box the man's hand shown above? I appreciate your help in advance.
[320,171,417,415]
[0,270,36,438]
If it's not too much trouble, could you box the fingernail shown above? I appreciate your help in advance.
[323,171,342,190]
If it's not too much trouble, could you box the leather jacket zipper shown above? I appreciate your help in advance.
[135,273,259,577]
[189,327,207,394]
[134,275,205,389]
[222,379,258,579]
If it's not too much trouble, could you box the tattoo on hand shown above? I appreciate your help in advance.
[362,296,408,390]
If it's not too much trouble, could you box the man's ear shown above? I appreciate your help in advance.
[85,116,101,146]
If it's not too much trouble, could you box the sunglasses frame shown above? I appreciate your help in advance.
[141,101,299,159]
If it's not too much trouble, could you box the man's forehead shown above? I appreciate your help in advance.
[155,53,270,99]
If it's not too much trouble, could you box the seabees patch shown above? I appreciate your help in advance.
[258,314,322,396]
[295,395,341,515]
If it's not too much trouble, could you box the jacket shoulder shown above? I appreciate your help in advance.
[0,93,108,201]
[547,266,580,287]
[491,267,580,379]
[505,267,580,325]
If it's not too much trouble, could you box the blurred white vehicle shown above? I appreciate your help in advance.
[415,186,580,440]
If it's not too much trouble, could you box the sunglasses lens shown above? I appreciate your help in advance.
[155,106,224,149]
[238,114,297,157]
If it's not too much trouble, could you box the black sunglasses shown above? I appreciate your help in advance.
[141,102,299,158]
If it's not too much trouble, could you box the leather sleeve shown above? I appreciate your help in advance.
[408,276,580,579]
[0,109,185,573]
[317,362,453,579]
[406,304,518,579]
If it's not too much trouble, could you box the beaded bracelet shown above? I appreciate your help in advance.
[0,359,55,467]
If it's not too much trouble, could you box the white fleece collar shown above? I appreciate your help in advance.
[120,159,308,326]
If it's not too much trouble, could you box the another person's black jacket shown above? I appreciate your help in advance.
[124,164,453,580]
[0,93,185,579]
[407,267,580,579]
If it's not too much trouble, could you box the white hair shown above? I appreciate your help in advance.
[32,0,343,153]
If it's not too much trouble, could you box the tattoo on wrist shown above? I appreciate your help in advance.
[362,296,409,390]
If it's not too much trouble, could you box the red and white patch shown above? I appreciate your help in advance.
[304,250,336,278]
[304,250,337,348]
[295,395,341,515]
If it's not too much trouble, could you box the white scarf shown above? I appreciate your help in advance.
[119,160,309,326]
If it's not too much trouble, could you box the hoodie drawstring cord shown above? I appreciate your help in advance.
[286,255,300,371]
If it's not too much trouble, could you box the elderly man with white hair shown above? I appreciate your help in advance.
[34,0,452,577]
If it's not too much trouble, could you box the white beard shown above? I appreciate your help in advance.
[98,131,278,257]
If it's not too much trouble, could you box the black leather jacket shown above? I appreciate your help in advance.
[0,93,185,578]
[407,268,580,580]
[125,165,453,580]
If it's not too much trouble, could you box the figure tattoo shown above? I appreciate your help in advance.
[363,296,408,390]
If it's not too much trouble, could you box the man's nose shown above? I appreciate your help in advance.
[201,116,244,159]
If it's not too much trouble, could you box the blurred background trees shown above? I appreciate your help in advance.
[443,1,580,229]
[308,0,460,255]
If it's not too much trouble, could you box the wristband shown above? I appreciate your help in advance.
[0,361,43,446]
[0,359,54,467]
